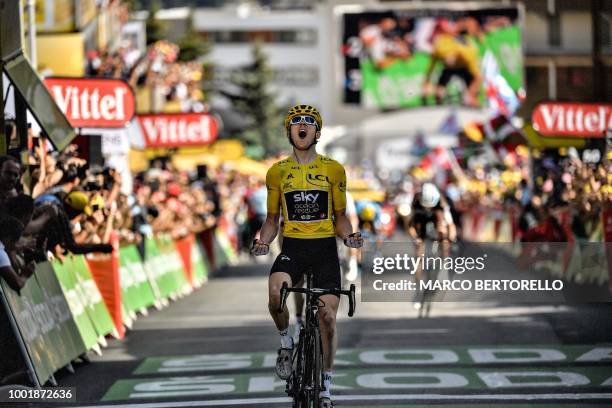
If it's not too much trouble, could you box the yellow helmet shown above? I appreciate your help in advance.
[284,104,322,130]
[359,204,377,222]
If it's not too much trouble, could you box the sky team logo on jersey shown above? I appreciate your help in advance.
[293,191,320,202]
[306,173,331,187]
[284,190,329,222]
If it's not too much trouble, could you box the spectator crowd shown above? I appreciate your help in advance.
[0,129,248,295]
[86,39,206,114]
[356,145,611,244]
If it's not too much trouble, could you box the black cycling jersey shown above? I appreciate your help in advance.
[409,194,448,239]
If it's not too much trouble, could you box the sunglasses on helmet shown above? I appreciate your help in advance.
[289,115,317,126]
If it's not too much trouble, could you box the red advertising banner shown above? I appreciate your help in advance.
[174,234,194,285]
[603,208,612,291]
[532,102,612,137]
[44,77,135,128]
[137,113,218,148]
[86,231,125,339]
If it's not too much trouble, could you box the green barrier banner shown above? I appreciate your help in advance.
[52,258,98,351]
[192,238,208,286]
[1,262,86,385]
[214,229,236,268]
[71,255,115,338]
[118,246,141,315]
[34,262,87,364]
[157,236,190,294]
[1,277,55,385]
[119,245,156,311]
[145,237,179,299]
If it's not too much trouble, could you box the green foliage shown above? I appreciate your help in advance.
[219,41,284,156]
[124,0,143,11]
[177,13,211,62]
[146,0,167,45]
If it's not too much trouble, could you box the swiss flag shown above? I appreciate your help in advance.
[419,146,451,171]
[464,114,525,146]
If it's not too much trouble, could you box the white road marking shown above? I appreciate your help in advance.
[367,328,449,335]
[70,393,612,408]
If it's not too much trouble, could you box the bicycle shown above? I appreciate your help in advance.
[278,271,356,408]
[413,238,444,318]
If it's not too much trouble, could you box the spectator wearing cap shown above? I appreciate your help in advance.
[32,190,112,258]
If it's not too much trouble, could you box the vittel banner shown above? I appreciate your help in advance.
[44,77,136,128]
[137,113,219,148]
[532,102,612,137]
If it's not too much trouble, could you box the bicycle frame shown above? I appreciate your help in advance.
[414,238,452,318]
[278,272,355,407]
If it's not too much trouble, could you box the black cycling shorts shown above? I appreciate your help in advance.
[271,237,341,292]
[438,67,474,87]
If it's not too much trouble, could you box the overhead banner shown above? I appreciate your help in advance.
[37,33,86,77]
[138,113,219,148]
[340,5,523,109]
[44,77,136,128]
[532,102,612,138]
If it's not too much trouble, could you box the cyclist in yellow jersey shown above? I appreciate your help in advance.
[252,104,363,408]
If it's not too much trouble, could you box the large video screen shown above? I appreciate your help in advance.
[342,6,523,111]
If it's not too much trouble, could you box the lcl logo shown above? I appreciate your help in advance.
[307,174,330,183]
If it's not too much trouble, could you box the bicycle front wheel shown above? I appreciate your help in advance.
[303,326,323,408]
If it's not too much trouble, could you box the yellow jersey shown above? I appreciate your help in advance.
[266,154,347,239]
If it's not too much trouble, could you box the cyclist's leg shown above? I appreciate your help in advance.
[292,278,304,341]
[312,237,342,403]
[318,294,340,370]
[293,278,304,318]
[436,216,451,258]
[413,229,426,310]
[269,237,302,329]
[269,270,296,381]
[318,293,339,405]
[268,271,293,331]
[269,238,305,380]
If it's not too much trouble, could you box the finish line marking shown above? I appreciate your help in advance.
[70,393,612,408]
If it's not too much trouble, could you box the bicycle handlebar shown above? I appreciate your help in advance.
[277,282,356,317]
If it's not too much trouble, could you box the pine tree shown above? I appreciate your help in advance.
[218,41,284,158]
[146,0,167,45]
[177,11,211,62]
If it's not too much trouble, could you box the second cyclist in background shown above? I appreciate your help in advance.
[407,182,457,310]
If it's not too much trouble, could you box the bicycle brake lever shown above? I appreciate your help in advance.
[348,284,356,317]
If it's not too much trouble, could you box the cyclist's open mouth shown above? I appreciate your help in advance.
[299,130,307,139]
